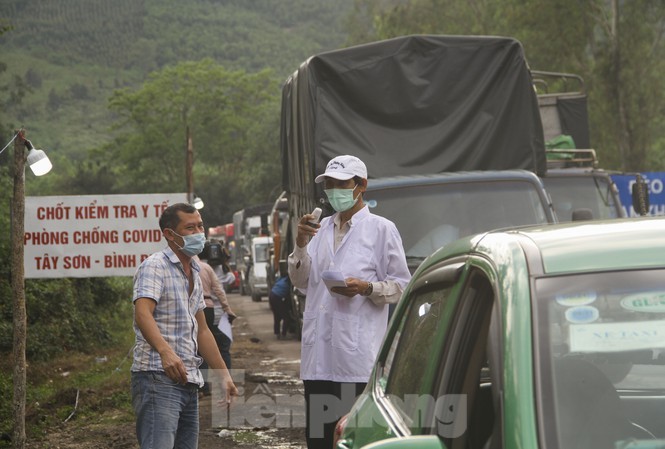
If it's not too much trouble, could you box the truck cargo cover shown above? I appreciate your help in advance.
[281,34,546,196]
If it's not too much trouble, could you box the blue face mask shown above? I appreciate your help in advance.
[325,184,360,212]
[170,230,206,257]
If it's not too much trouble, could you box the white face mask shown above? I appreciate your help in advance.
[170,230,206,256]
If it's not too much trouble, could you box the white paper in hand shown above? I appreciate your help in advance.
[321,270,347,290]
[217,312,233,342]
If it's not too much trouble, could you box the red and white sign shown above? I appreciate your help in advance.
[24,193,187,278]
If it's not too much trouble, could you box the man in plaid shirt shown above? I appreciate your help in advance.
[131,202,237,449]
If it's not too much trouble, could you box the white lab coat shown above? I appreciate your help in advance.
[290,207,411,383]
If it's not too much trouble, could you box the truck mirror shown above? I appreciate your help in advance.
[631,175,650,216]
[571,208,593,221]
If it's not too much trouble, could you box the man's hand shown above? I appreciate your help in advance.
[213,372,239,408]
[159,348,188,384]
[331,277,371,298]
[223,377,239,404]
[296,212,320,248]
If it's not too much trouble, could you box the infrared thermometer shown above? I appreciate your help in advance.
[307,207,322,228]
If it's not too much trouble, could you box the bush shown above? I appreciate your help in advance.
[0,277,132,360]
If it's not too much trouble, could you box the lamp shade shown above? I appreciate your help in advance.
[27,148,53,176]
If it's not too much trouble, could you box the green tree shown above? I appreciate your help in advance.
[103,59,281,225]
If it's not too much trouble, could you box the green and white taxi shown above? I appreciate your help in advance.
[336,217,665,449]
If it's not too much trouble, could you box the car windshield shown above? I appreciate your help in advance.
[365,180,550,258]
[536,268,665,449]
[542,174,619,222]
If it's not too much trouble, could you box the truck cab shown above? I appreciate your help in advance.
[541,149,624,221]
[365,171,556,271]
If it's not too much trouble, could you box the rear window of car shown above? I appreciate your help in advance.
[536,268,665,447]
[537,268,665,389]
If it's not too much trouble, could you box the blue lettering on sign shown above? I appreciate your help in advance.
[611,172,665,217]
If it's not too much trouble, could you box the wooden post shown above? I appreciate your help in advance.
[11,130,27,448]
[186,126,194,204]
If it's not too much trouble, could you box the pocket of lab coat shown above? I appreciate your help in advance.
[331,312,359,351]
[301,311,318,347]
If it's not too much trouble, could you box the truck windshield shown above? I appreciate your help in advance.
[365,179,550,258]
[542,174,620,222]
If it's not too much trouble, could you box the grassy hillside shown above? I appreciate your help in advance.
[0,0,354,176]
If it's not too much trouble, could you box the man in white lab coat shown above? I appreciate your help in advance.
[288,155,411,449]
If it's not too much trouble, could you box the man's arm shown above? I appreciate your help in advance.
[210,272,236,320]
[134,297,188,384]
[196,311,238,402]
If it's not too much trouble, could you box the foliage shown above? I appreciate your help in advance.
[0,277,133,360]
[347,0,665,172]
[88,59,282,225]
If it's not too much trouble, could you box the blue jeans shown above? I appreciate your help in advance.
[131,371,199,449]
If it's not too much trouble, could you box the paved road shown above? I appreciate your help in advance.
[229,291,302,373]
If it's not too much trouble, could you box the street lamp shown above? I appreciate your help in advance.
[3,129,53,449]
[24,139,52,176]
[0,131,53,176]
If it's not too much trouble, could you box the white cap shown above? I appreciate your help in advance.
[314,155,368,183]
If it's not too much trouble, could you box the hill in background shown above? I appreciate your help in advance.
[0,0,354,167]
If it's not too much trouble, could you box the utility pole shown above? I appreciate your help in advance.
[186,126,194,204]
[11,130,27,449]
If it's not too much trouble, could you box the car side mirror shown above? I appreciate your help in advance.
[631,174,650,216]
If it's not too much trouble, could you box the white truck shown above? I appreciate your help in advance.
[247,235,272,302]
[231,203,273,300]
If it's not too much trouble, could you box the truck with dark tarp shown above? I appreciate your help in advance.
[281,35,547,218]
[281,35,550,250]
[279,35,558,335]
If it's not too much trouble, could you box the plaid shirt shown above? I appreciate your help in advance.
[131,247,205,385]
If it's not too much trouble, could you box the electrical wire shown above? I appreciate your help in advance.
[0,130,21,157]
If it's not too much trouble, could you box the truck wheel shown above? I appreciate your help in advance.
[251,293,261,302]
